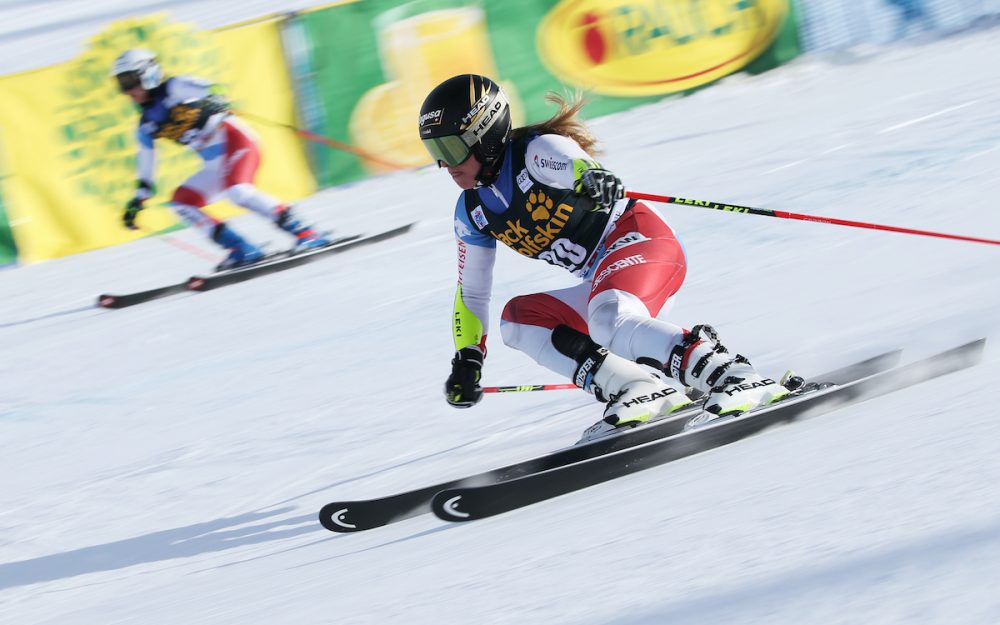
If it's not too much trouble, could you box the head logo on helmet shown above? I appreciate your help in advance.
[111,49,163,91]
[418,74,512,175]
[461,92,493,126]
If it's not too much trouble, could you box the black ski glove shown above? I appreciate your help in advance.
[123,197,144,230]
[574,168,625,208]
[445,347,484,408]
[123,180,155,230]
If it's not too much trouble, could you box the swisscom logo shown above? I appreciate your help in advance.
[533,154,569,171]
[536,0,790,96]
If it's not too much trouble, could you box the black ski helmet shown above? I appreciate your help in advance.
[418,74,511,169]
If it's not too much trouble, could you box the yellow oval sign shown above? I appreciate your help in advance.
[537,0,789,96]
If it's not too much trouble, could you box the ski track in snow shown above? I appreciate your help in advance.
[1,12,1000,625]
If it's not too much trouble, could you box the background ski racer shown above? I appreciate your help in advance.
[112,48,329,269]
[419,74,792,441]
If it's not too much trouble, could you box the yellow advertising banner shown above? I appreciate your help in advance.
[214,17,317,206]
[0,14,315,263]
[537,0,790,96]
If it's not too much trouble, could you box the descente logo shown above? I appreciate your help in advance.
[592,254,646,288]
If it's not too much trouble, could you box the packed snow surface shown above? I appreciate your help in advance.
[2,12,999,625]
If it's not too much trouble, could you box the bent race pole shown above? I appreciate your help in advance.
[233,109,410,172]
[626,191,1000,247]
[482,383,578,394]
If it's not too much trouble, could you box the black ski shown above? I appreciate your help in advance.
[97,223,413,308]
[97,283,191,309]
[188,224,411,291]
[431,338,985,522]
[318,348,903,533]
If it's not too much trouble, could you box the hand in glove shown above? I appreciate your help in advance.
[444,347,484,408]
[574,168,625,208]
[123,180,155,230]
[123,197,144,230]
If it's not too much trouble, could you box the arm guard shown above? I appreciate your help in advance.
[453,284,486,351]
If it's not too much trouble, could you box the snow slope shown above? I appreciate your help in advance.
[2,21,1000,625]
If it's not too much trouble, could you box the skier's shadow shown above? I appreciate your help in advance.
[0,507,312,590]
[269,398,594,509]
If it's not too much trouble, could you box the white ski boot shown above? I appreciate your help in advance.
[576,349,692,444]
[666,324,791,429]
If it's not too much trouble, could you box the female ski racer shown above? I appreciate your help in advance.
[112,49,329,269]
[419,74,792,441]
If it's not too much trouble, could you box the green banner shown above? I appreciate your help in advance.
[0,140,18,265]
[0,194,17,266]
[291,0,801,187]
[285,5,389,186]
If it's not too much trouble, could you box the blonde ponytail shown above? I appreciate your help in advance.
[511,91,601,156]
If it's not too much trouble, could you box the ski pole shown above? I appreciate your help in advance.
[626,191,1000,247]
[233,109,409,171]
[482,383,578,394]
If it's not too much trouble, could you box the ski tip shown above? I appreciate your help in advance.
[369,222,416,240]
[967,337,987,350]
[318,503,365,533]
[945,337,987,364]
[96,294,118,309]
[317,234,363,249]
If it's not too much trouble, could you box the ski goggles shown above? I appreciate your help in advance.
[422,134,472,167]
[115,71,142,92]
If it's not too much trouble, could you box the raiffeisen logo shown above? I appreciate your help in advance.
[537,0,790,96]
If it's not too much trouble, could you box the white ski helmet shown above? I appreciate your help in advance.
[111,49,163,91]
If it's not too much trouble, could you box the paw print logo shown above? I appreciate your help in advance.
[527,191,553,221]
